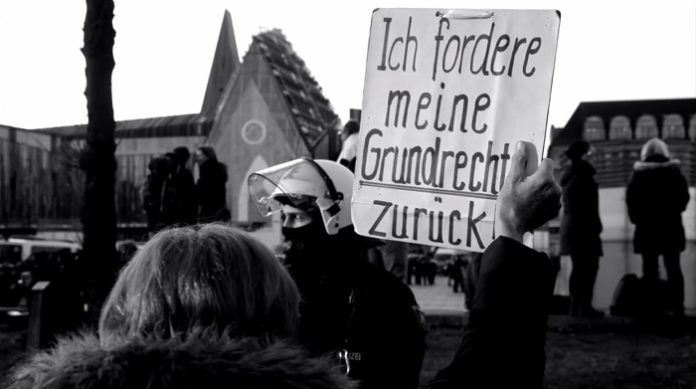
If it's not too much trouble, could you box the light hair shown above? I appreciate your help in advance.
[99,224,299,343]
[640,138,670,161]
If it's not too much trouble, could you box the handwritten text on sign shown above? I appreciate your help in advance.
[352,9,560,252]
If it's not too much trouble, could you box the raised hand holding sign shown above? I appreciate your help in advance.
[495,141,561,243]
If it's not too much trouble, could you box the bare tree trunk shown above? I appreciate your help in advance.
[81,0,117,323]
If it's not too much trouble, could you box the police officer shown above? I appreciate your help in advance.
[249,158,426,389]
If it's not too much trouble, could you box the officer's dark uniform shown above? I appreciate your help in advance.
[287,229,426,389]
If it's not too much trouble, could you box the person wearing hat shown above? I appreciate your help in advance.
[559,140,604,318]
[337,120,360,172]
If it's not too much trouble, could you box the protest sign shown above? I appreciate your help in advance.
[351,9,560,252]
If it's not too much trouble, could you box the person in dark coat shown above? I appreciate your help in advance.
[195,146,229,223]
[6,225,355,389]
[427,141,561,389]
[249,158,426,389]
[559,141,604,317]
[626,138,690,317]
[337,119,360,172]
[142,155,174,232]
[463,252,482,310]
[170,146,197,225]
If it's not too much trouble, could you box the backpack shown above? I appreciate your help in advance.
[142,173,177,228]
[610,273,670,317]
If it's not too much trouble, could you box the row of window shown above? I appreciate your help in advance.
[583,113,696,141]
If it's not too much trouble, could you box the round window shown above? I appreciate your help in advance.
[241,120,267,145]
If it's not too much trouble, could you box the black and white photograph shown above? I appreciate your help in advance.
[0,1,695,388]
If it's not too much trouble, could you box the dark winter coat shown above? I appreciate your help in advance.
[286,230,426,389]
[5,334,356,389]
[426,237,558,389]
[143,156,175,231]
[170,164,196,225]
[626,155,690,254]
[559,159,603,256]
[196,159,228,222]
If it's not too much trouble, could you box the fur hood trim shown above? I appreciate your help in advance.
[7,333,356,389]
[633,159,680,171]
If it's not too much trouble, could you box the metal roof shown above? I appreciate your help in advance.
[36,113,213,140]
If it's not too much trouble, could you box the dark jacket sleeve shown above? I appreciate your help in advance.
[675,169,690,213]
[426,237,558,389]
[625,172,640,224]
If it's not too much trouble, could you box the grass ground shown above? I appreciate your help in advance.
[421,315,696,388]
[3,316,696,387]
[0,321,28,377]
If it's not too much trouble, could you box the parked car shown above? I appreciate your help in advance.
[0,238,80,263]
[0,238,81,319]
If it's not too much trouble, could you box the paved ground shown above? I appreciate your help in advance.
[411,276,696,320]
[410,275,467,315]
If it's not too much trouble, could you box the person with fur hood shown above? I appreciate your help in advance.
[626,138,690,317]
[5,225,355,389]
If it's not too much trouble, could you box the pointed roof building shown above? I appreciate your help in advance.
[201,10,240,116]
[25,11,341,226]
[206,27,341,223]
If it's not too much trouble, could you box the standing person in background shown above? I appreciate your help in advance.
[378,239,408,283]
[627,138,690,318]
[337,119,407,280]
[195,146,229,223]
[142,155,175,233]
[170,146,197,225]
[559,141,604,318]
[337,120,360,172]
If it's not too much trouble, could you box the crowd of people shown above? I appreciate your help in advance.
[6,137,562,388]
[143,146,229,233]
[2,125,690,388]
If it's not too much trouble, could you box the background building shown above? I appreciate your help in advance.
[546,98,696,311]
[0,11,340,236]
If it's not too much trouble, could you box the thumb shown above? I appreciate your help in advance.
[532,157,555,181]
[509,141,529,183]
[527,157,561,194]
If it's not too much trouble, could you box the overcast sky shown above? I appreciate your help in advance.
[0,0,694,132]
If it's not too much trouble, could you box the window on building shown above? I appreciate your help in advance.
[609,115,632,140]
[662,114,685,140]
[635,114,658,139]
[582,116,606,141]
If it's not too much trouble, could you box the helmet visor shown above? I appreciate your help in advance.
[248,159,328,217]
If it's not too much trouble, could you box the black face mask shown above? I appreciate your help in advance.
[282,220,329,267]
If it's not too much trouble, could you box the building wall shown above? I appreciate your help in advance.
[210,78,307,224]
[68,135,206,223]
[115,136,205,156]
[0,126,82,225]
[207,50,317,225]
[546,104,696,311]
